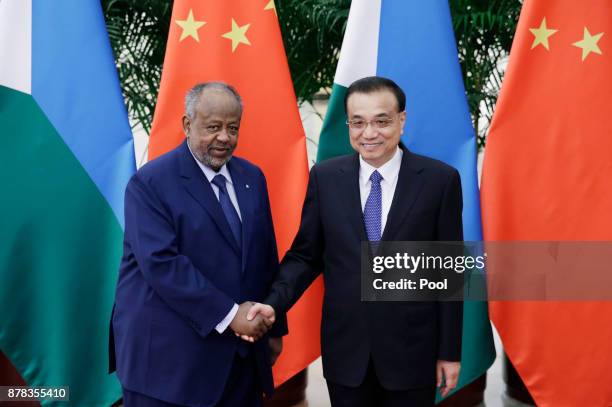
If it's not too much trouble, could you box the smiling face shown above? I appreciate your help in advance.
[346,89,406,168]
[183,87,242,171]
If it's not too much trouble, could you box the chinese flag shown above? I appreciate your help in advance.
[481,0,612,405]
[149,0,323,385]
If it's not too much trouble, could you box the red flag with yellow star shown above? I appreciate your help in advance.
[148,0,323,386]
[481,0,612,405]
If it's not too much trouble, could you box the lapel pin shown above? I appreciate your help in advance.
[245,184,250,189]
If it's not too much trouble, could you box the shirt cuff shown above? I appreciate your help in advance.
[215,303,239,334]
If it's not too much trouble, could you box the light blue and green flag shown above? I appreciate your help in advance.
[0,0,134,404]
[318,0,495,399]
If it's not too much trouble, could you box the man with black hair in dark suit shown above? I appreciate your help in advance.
[248,76,463,407]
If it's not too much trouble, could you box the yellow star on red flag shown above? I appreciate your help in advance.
[529,18,558,50]
[175,9,206,42]
[221,19,251,52]
[264,0,277,15]
[572,27,604,61]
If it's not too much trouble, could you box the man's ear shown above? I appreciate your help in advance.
[182,115,190,135]
[399,110,407,134]
[399,110,407,124]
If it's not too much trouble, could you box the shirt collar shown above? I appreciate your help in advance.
[188,141,233,185]
[359,146,403,185]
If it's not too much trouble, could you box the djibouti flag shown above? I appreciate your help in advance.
[318,0,495,400]
[0,0,134,405]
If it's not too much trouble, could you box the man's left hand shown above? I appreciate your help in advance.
[436,360,460,398]
[268,337,283,366]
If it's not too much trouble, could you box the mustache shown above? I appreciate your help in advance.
[208,143,233,150]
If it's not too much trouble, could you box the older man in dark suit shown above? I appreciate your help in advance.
[248,76,463,407]
[110,82,285,406]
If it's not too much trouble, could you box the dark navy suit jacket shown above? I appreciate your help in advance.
[110,140,287,406]
[266,145,463,390]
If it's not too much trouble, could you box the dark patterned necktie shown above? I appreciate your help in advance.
[211,174,242,248]
[364,170,382,242]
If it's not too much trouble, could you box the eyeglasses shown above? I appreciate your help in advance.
[346,114,401,130]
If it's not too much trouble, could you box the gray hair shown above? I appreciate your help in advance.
[184,82,243,119]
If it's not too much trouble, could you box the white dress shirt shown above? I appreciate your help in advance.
[188,145,240,333]
[191,153,242,221]
[359,147,403,234]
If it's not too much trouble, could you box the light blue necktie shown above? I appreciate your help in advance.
[211,174,242,249]
[364,170,383,242]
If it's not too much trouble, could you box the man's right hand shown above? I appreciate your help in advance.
[235,303,276,342]
[229,302,273,342]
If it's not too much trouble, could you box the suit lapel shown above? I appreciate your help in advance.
[340,154,367,241]
[227,159,253,275]
[381,148,425,241]
[178,141,241,255]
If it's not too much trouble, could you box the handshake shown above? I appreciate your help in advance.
[229,301,276,342]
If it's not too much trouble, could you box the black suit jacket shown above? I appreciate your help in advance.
[265,145,463,390]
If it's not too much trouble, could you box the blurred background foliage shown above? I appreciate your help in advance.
[450,0,521,147]
[102,0,521,147]
[102,0,172,134]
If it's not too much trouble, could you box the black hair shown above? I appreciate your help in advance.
[344,76,406,113]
